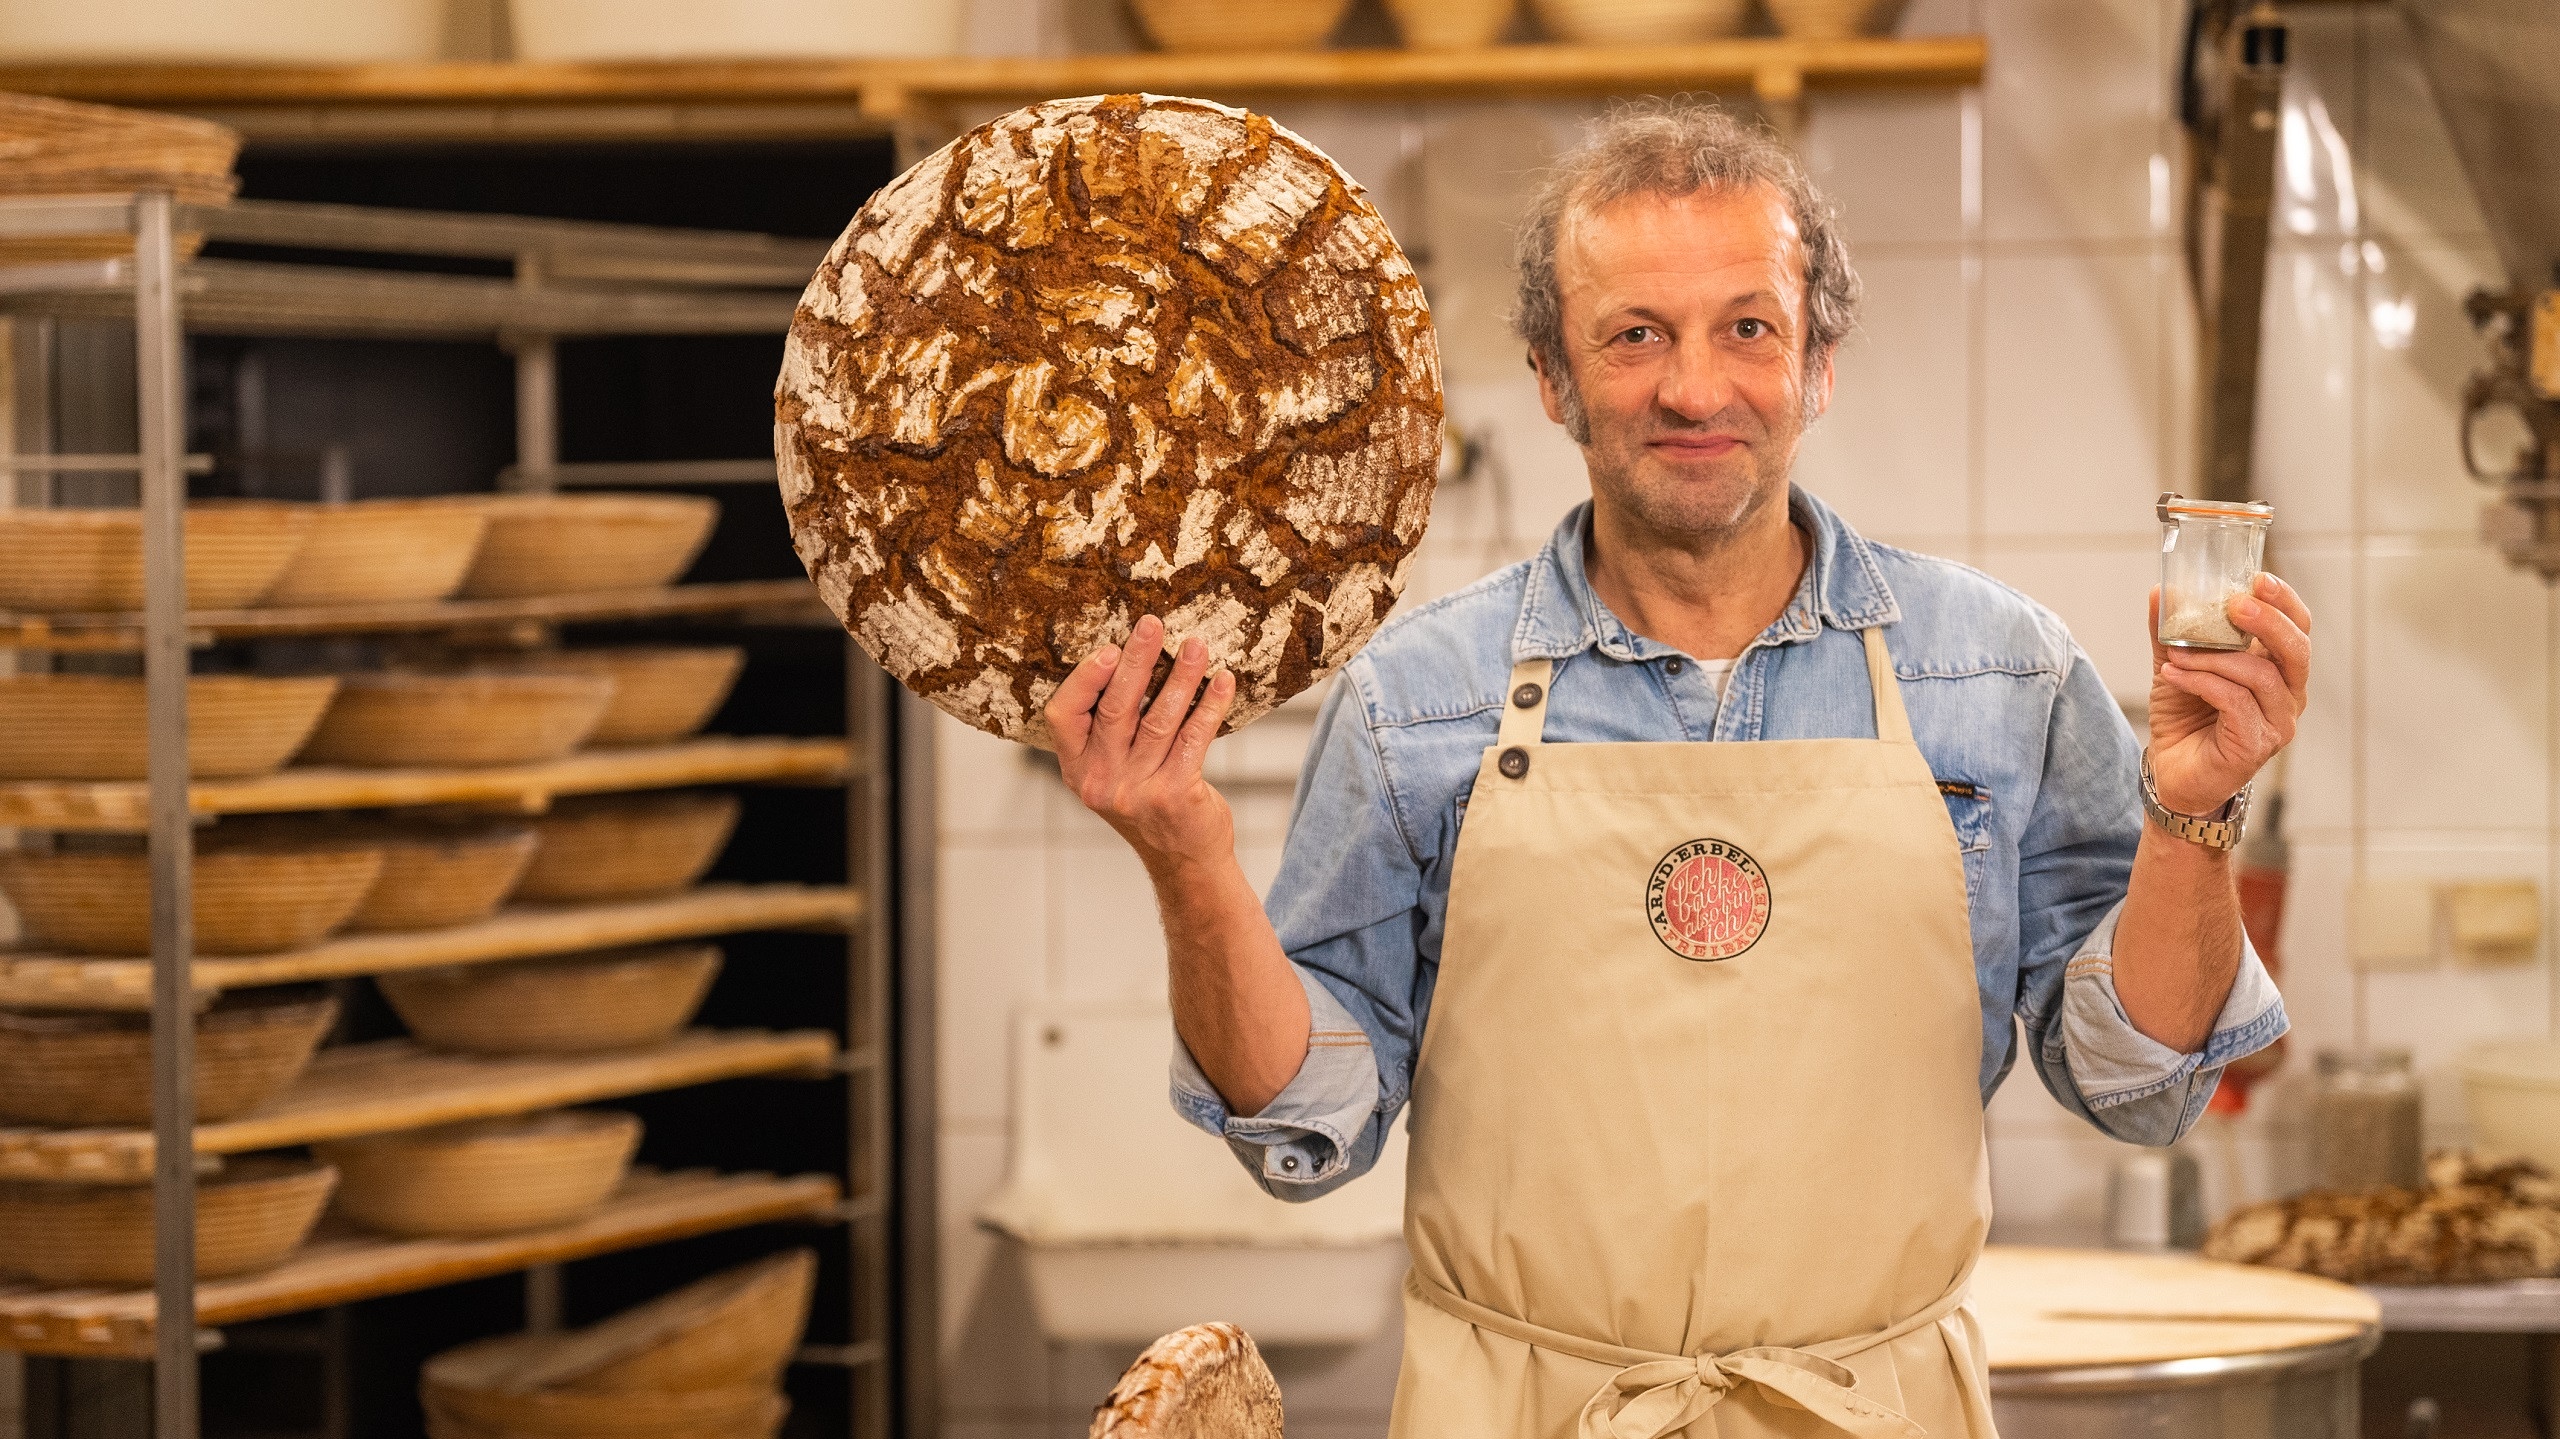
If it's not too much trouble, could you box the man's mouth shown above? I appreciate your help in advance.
[1645,434,1745,458]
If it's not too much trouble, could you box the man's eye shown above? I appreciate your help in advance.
[1735,319,1769,340]
[1618,326,1657,344]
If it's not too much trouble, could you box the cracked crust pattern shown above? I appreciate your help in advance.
[1086,1321,1283,1439]
[777,93,1442,745]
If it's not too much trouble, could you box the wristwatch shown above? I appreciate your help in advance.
[2140,747,2252,851]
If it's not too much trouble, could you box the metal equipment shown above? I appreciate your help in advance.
[2400,0,2560,579]
[2179,0,2289,503]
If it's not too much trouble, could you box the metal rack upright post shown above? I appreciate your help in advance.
[0,190,901,1439]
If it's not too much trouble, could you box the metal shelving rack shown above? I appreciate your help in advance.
[0,191,898,1439]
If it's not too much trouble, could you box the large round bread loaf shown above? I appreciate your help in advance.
[777,93,1442,744]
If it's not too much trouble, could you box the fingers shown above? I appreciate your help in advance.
[2229,573,2312,710]
[1090,614,1166,757]
[1174,670,1236,772]
[2164,649,2295,746]
[1041,642,1121,767]
[1131,635,1211,770]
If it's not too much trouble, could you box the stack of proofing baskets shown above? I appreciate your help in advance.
[423,1249,818,1439]
[0,475,763,1279]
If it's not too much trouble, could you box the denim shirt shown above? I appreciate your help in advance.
[1172,488,2288,1199]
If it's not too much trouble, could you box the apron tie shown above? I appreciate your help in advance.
[1410,1269,1963,1439]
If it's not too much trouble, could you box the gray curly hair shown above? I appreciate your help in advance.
[1512,101,1861,440]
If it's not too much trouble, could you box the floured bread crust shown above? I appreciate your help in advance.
[1087,1321,1283,1439]
[777,93,1442,744]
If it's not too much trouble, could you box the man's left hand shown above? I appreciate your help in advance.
[2147,573,2313,817]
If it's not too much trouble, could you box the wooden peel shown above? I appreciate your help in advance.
[1973,1246,2378,1372]
[1090,1322,1284,1439]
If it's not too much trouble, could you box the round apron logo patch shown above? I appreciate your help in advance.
[1646,838,1772,961]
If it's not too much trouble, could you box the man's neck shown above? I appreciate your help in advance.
[1583,492,1811,662]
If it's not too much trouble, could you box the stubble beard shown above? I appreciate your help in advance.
[1558,370,1804,550]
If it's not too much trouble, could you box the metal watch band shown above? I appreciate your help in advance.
[2139,747,2251,851]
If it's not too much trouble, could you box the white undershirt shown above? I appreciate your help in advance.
[1695,657,1736,702]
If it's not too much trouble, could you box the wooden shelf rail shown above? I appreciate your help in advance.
[0,1029,836,1184]
[0,1168,841,1359]
[0,577,828,653]
[0,883,863,1010]
[0,37,1987,116]
[0,735,854,833]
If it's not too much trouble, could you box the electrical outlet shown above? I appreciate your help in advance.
[2350,878,2437,971]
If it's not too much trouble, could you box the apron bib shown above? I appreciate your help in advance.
[1390,627,1997,1439]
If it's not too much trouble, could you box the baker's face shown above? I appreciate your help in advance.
[1537,184,1832,541]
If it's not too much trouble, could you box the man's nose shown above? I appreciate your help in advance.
[1654,338,1737,423]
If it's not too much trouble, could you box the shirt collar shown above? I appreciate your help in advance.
[1510,485,1902,664]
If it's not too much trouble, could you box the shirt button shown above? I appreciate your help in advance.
[1280,1155,1300,1173]
[1666,658,1686,675]
[1498,746,1530,779]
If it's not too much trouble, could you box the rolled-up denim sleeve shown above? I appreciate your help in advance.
[2052,899,2287,1143]
[2013,646,2289,1146]
[1167,664,1424,1201]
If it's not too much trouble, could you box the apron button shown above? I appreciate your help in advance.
[1498,746,1530,779]
[1511,682,1544,709]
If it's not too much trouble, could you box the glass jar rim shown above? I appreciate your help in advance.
[2157,492,2274,523]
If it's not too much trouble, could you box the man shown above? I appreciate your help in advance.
[1043,104,2304,1439]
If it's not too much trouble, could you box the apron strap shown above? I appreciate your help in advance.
[1858,627,1914,747]
[1408,1269,1961,1439]
[1498,658,1555,748]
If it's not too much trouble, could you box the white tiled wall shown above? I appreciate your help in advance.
[932,0,2549,1431]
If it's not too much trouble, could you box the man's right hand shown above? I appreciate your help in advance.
[1044,613,1239,874]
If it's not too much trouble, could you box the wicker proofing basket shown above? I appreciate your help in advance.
[298,673,616,769]
[0,835,385,955]
[511,791,739,904]
[1529,0,1747,42]
[473,647,745,748]
[0,1158,337,1286]
[0,674,338,781]
[315,1109,639,1238]
[258,497,492,608]
[1762,0,1902,36]
[376,945,722,1057]
[341,819,539,932]
[425,1378,786,1439]
[453,494,717,601]
[0,990,339,1126]
[493,1250,817,1392]
[1126,0,1353,50]
[1384,0,1515,47]
[0,502,308,613]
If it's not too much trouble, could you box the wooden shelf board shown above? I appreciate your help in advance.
[0,1028,836,1184]
[0,578,829,652]
[0,40,1987,142]
[0,257,802,340]
[0,39,1985,116]
[0,882,862,1010]
[0,735,853,833]
[0,1167,840,1358]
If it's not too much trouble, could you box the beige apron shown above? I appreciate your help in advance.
[1390,627,1997,1439]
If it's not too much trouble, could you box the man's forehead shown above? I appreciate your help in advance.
[1556,183,1807,292]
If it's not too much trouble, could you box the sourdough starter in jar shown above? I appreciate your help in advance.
[2157,494,2274,652]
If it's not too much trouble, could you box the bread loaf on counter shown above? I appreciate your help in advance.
[2204,1150,2560,1284]
[778,93,1443,744]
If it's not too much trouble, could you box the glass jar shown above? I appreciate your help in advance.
[2156,493,2274,652]
[2312,1047,2423,1192]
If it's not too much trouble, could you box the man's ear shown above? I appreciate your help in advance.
[1530,348,1568,427]
[1804,346,1837,423]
